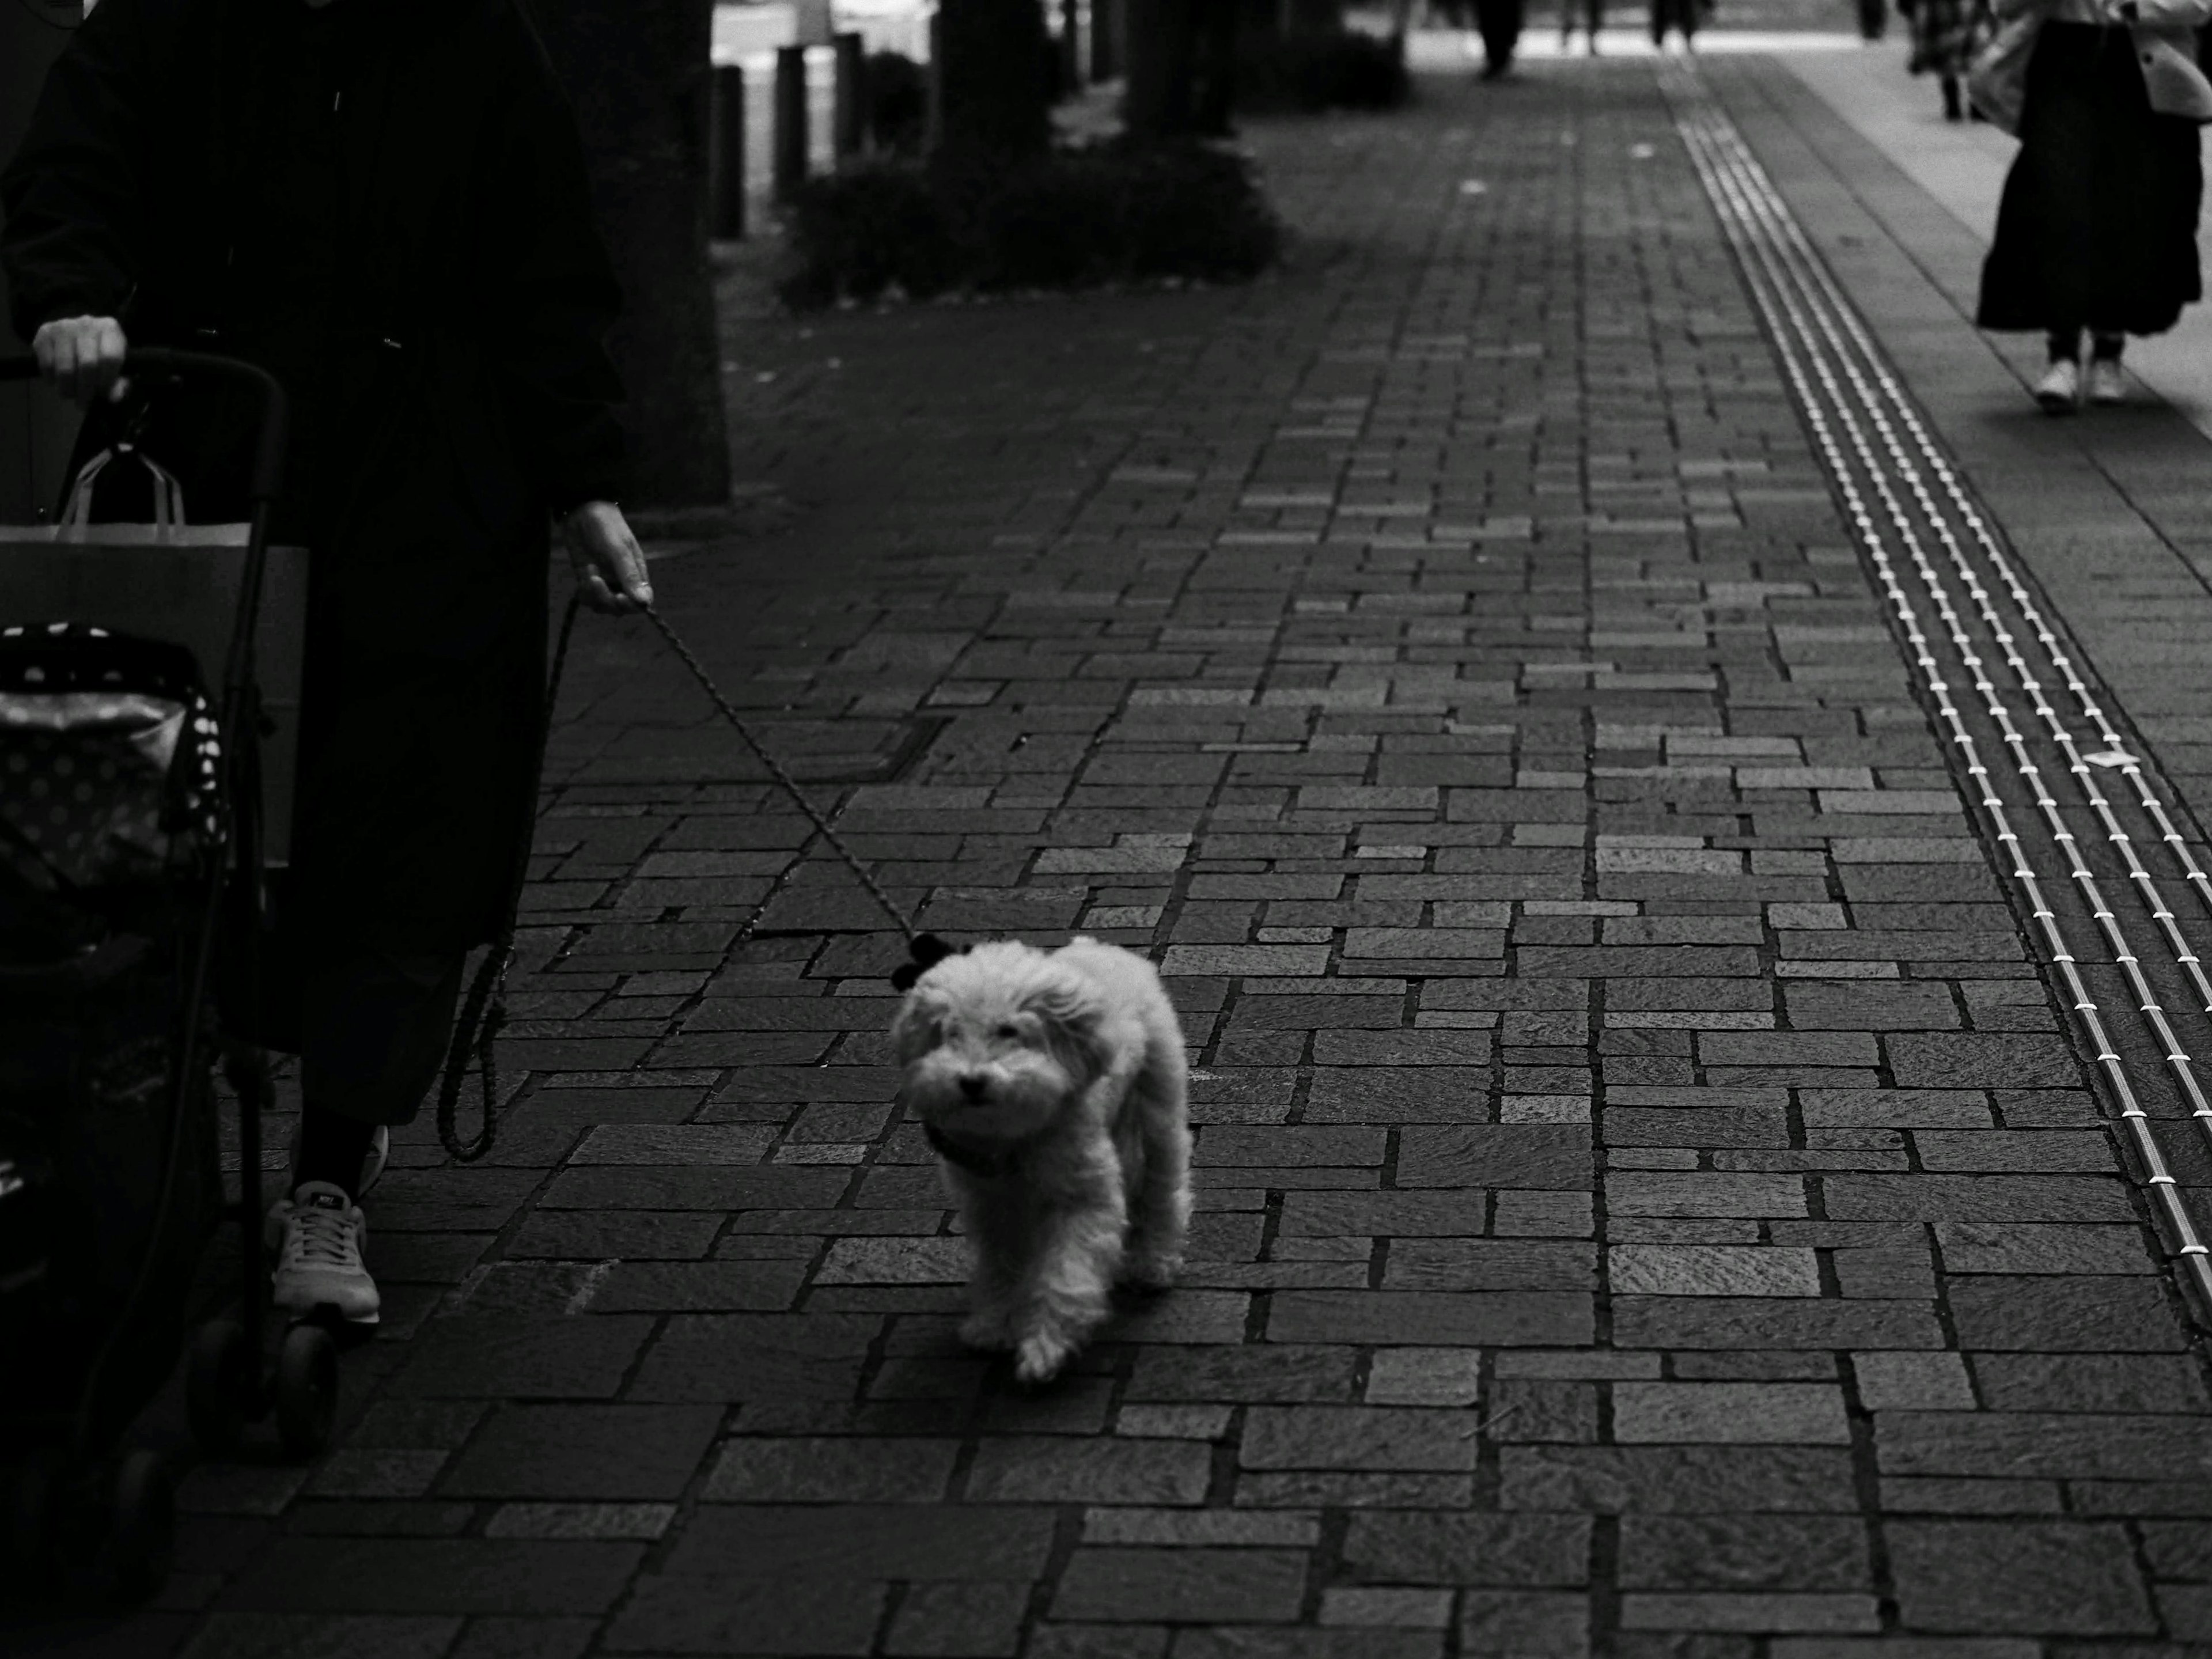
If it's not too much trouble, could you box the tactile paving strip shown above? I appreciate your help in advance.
[1666,65,2212,1324]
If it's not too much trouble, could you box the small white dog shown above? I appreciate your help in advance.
[891,936,1192,1384]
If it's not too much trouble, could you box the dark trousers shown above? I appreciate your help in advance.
[1650,0,1699,43]
[1475,0,1523,69]
[301,949,467,1127]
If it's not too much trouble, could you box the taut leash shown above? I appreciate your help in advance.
[435,594,947,1161]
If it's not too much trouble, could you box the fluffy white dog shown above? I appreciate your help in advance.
[891,936,1192,1384]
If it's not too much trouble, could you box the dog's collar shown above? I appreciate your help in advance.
[925,1122,1024,1179]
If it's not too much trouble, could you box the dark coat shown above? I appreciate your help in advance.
[1,0,626,957]
[1979,20,2205,336]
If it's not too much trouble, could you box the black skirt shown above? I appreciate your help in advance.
[1977,20,2205,336]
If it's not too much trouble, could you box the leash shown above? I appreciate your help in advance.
[435,590,948,1161]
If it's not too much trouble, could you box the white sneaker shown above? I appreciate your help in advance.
[267,1182,380,1324]
[2088,358,2126,406]
[2035,358,2080,414]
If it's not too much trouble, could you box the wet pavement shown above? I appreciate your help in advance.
[27,40,2212,1659]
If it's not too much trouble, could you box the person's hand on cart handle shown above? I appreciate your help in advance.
[562,499,654,615]
[31,315,130,407]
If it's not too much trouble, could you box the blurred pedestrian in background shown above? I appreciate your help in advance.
[1650,0,1702,51]
[1472,0,1525,76]
[1561,0,1604,54]
[1974,0,2212,411]
[1903,0,1990,118]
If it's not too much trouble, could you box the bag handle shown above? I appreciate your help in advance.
[56,444,190,541]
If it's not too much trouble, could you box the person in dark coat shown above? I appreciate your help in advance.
[1,0,653,1323]
[1975,0,2212,410]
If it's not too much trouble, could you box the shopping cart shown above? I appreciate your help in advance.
[0,349,333,1605]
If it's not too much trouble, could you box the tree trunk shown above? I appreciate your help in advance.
[934,0,1051,161]
[528,0,732,513]
[1125,0,1196,139]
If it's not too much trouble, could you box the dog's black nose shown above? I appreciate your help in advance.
[959,1073,989,1102]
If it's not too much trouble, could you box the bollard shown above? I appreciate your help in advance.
[709,63,746,240]
[774,44,808,202]
[925,10,944,154]
[832,31,866,162]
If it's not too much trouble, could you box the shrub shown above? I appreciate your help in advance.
[1237,28,1411,112]
[779,143,1282,309]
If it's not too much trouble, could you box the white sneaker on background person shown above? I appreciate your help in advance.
[2035,357,2081,413]
[267,1182,380,1324]
[2088,357,2126,406]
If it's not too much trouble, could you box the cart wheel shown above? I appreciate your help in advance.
[187,1318,252,1456]
[274,1322,338,1459]
[103,1450,173,1604]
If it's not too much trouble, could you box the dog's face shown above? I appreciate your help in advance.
[892,941,1105,1146]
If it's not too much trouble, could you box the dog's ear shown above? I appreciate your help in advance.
[891,933,967,993]
[1021,969,1112,1078]
[891,982,950,1066]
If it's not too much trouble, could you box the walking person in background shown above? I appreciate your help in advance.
[1974,0,2212,410]
[1472,0,1525,77]
[1561,0,1605,54]
[1904,0,1988,118]
[1650,0,1701,51]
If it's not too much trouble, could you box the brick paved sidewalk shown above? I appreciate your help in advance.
[34,56,2212,1659]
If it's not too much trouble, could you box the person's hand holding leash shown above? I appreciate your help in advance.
[31,315,130,407]
[561,499,653,614]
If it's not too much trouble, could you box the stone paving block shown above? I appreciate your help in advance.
[1933,1221,2155,1275]
[1854,1352,1976,1412]
[1052,1550,1308,1623]
[1944,1278,2189,1353]
[220,1540,644,1615]
[624,1312,880,1403]
[1970,1354,2211,1414]
[1613,1382,1851,1445]
[1618,1517,1873,1591]
[1127,1346,1358,1403]
[1876,1411,2212,1479]
[1606,1173,1806,1218]
[1457,1591,1590,1658]
[964,1437,1213,1504]
[1267,1290,1594,1347]
[1394,1125,1590,1188]
[885,1583,1030,1658]
[1499,1446,1862,1513]
[1616,1593,1880,1634]
[1888,1520,2157,1635]
[1380,1241,1595,1292]
[1338,1513,1592,1586]
[1820,1174,2136,1224]
[605,1577,886,1654]
[703,1437,960,1503]
[1885,1034,2084,1089]
[440,1406,722,1499]
[1173,1631,1442,1659]
[666,1505,1055,1579]
[1240,1407,1481,1472]
[392,1317,656,1400]
[175,1614,463,1659]
[1609,1245,1821,1297]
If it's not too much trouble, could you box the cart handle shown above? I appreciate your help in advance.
[0,347,290,507]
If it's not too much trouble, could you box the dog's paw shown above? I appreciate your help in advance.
[1012,1329,1077,1386]
[959,1306,1016,1351]
[1121,1250,1183,1293]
